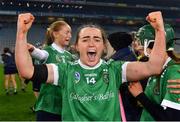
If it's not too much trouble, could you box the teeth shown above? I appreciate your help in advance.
[88,49,95,52]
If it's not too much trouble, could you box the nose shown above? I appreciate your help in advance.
[88,39,95,46]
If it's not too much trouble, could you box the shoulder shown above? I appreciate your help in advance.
[106,59,125,66]
[64,50,78,60]
[43,45,52,51]
[101,59,125,73]
[165,64,180,79]
[64,50,72,55]
[166,63,180,73]
[64,50,73,57]
[68,60,79,66]
[57,60,78,67]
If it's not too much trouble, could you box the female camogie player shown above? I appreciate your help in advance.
[16,11,166,121]
[28,21,74,120]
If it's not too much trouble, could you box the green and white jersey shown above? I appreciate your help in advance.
[35,43,74,115]
[161,63,180,109]
[52,59,127,121]
[44,43,74,63]
[140,58,180,121]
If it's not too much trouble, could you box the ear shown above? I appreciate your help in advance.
[53,31,59,39]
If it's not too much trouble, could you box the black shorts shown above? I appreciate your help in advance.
[4,67,18,75]
[36,110,61,121]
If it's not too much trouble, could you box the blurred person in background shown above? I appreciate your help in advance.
[129,24,180,121]
[107,31,137,61]
[107,31,141,121]
[167,38,180,101]
[16,11,167,121]
[103,39,115,60]
[11,48,27,92]
[27,20,75,121]
[1,47,17,95]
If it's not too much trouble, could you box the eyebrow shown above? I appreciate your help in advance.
[81,36,102,39]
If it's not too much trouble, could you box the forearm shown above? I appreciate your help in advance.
[136,93,180,121]
[15,31,34,79]
[148,30,166,75]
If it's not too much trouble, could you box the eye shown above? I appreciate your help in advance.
[95,39,101,42]
[94,38,102,42]
[82,39,88,42]
[65,31,70,35]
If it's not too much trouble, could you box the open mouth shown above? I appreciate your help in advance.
[87,50,96,61]
[65,39,69,42]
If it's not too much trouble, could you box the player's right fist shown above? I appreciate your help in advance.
[17,13,35,33]
[146,11,164,31]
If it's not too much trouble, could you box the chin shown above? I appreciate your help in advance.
[87,60,99,67]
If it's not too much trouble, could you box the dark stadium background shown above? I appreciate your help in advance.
[0,0,180,56]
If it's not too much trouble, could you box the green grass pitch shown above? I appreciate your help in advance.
[0,64,36,121]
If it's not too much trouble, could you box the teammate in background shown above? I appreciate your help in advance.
[131,32,148,61]
[167,38,180,101]
[27,20,74,120]
[128,24,180,121]
[1,47,17,95]
[16,11,166,120]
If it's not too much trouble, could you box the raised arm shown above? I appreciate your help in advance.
[15,13,35,79]
[15,13,54,83]
[126,11,166,81]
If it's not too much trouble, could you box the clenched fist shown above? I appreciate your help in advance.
[17,13,35,34]
[146,11,164,31]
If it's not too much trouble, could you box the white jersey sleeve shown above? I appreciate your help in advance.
[121,62,130,83]
[31,48,49,62]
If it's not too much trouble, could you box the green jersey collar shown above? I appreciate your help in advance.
[163,57,171,69]
[78,59,103,70]
[51,43,65,53]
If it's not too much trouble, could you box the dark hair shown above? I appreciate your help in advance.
[45,20,69,45]
[74,24,107,45]
[3,47,11,53]
[108,32,133,51]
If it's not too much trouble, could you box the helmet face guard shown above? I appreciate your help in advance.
[144,39,155,57]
